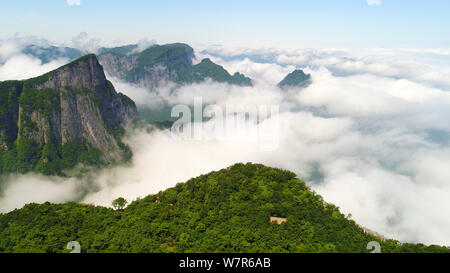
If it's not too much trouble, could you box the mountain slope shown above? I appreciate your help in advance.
[179,58,252,86]
[0,163,447,253]
[278,69,311,88]
[0,54,137,175]
[98,43,252,89]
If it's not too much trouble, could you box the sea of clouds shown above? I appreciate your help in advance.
[1,35,450,246]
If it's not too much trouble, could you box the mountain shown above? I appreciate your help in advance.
[0,54,137,176]
[22,45,85,64]
[179,58,253,86]
[98,43,253,89]
[17,43,253,88]
[0,163,447,253]
[278,69,311,88]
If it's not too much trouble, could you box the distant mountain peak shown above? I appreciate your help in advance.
[278,69,312,88]
[181,58,252,86]
[200,58,213,63]
[97,43,253,88]
[22,44,85,64]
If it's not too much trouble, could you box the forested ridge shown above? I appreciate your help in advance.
[0,163,448,253]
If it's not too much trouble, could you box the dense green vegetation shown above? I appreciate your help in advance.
[135,44,194,71]
[179,58,252,86]
[1,138,103,175]
[0,163,447,253]
[98,44,138,57]
[112,197,128,211]
[278,69,311,88]
[0,81,22,148]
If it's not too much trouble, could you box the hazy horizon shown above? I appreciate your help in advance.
[1,0,450,49]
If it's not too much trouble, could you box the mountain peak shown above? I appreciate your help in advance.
[278,69,312,88]
[26,54,108,93]
[57,53,104,77]
[200,58,213,64]
[66,53,98,65]
[179,58,253,86]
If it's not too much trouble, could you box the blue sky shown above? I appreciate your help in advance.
[1,0,449,48]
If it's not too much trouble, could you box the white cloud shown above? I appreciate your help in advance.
[0,54,68,81]
[0,35,51,63]
[0,41,22,63]
[107,73,166,108]
[0,37,70,80]
[201,45,450,90]
[0,174,83,212]
[366,0,381,6]
[71,32,101,52]
[297,67,450,118]
[133,38,157,54]
[66,0,81,6]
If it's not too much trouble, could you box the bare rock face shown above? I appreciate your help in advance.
[98,52,139,79]
[33,54,138,162]
[99,52,172,89]
[0,54,138,174]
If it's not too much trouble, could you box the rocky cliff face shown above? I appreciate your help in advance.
[98,43,194,90]
[0,54,137,175]
[97,51,139,80]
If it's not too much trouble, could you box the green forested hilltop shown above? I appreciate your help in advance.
[0,163,448,253]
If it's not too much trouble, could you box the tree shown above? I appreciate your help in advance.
[112,197,128,211]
